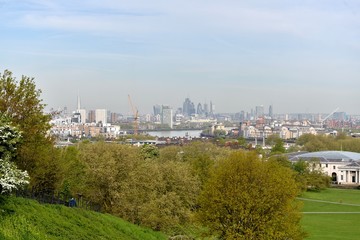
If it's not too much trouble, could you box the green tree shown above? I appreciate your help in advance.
[76,142,200,233]
[237,137,247,147]
[0,70,52,175]
[271,138,286,154]
[197,151,305,239]
[267,134,286,154]
[0,114,22,159]
[140,144,160,159]
[0,115,29,193]
[182,142,231,186]
[292,160,330,191]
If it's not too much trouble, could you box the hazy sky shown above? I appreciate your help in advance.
[1,0,360,115]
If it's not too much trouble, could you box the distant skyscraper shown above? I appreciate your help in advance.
[255,105,264,118]
[197,103,203,115]
[153,104,161,116]
[183,98,195,116]
[210,101,215,114]
[110,112,118,123]
[78,109,87,123]
[88,110,96,123]
[203,102,209,115]
[269,105,273,118]
[95,109,107,125]
[76,95,86,123]
[161,105,173,129]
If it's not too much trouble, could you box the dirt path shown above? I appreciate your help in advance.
[297,197,360,207]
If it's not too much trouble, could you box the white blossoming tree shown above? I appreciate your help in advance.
[0,115,29,194]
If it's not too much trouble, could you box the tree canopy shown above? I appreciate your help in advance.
[0,70,52,172]
[197,151,305,239]
[0,115,29,194]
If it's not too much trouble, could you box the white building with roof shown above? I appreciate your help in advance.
[289,151,360,184]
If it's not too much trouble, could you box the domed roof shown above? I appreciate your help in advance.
[289,151,360,162]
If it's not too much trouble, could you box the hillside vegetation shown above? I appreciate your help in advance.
[0,196,167,240]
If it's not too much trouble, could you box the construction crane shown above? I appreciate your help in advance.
[321,107,339,129]
[128,94,139,135]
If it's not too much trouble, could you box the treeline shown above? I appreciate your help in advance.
[296,133,360,152]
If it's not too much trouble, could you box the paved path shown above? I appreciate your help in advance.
[297,197,360,207]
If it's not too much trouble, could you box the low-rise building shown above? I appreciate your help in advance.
[289,151,360,185]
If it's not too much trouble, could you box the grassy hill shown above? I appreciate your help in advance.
[0,196,167,240]
[300,188,360,240]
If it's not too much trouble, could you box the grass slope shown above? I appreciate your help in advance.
[300,188,360,240]
[0,196,167,240]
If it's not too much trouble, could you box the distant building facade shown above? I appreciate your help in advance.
[161,105,173,129]
[95,109,107,125]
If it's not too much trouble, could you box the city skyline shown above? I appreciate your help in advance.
[1,1,359,114]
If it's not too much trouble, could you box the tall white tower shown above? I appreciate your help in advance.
[77,95,86,123]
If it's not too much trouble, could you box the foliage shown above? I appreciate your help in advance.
[74,142,200,234]
[0,157,29,194]
[271,138,286,154]
[267,134,286,154]
[237,137,247,147]
[292,160,330,191]
[267,154,292,168]
[295,133,360,152]
[140,144,160,159]
[0,117,29,194]
[197,151,305,239]
[181,142,231,186]
[0,70,53,189]
[0,115,22,159]
[0,196,167,240]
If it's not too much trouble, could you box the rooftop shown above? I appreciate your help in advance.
[289,151,360,162]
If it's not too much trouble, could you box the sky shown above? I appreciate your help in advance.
[1,0,360,115]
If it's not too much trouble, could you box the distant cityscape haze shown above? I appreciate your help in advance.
[0,1,359,114]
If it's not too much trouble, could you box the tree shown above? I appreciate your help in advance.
[0,115,29,194]
[76,142,200,233]
[271,138,286,154]
[197,151,306,239]
[237,137,247,147]
[292,160,330,191]
[0,70,54,192]
[0,157,29,194]
[267,134,286,154]
[0,114,22,159]
[140,144,160,160]
[0,70,51,139]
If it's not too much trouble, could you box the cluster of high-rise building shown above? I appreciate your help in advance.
[49,95,359,141]
[151,98,216,129]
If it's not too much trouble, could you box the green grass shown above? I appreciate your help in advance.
[301,188,360,205]
[0,196,167,240]
[300,188,360,240]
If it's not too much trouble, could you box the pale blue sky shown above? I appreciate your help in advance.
[1,0,359,114]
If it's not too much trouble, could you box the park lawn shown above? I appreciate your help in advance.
[0,196,167,240]
[300,188,360,240]
[301,188,360,205]
[302,212,360,240]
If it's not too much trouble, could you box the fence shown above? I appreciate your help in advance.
[14,189,101,212]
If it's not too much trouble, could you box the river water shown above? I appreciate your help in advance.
[146,129,202,138]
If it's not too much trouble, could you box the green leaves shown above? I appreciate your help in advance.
[0,116,29,194]
[197,151,306,239]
